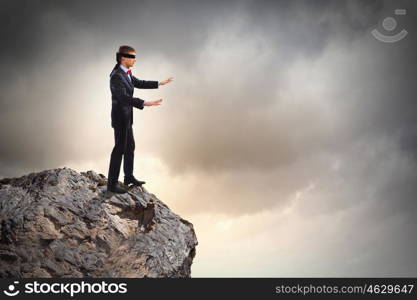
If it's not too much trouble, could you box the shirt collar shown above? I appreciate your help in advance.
[119,64,130,74]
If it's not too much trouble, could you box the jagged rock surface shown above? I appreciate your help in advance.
[0,167,197,278]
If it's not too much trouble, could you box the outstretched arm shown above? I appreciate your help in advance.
[111,74,146,109]
[131,75,159,89]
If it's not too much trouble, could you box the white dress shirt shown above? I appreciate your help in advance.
[119,63,132,82]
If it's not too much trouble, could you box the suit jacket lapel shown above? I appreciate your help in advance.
[118,67,134,90]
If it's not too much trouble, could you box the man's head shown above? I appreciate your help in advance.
[117,45,136,68]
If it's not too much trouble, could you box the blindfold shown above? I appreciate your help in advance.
[116,52,136,59]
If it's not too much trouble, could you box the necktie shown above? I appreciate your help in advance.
[127,69,132,75]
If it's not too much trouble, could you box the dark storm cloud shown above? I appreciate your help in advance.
[155,0,417,174]
[153,0,417,227]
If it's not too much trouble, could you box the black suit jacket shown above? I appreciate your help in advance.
[109,65,159,128]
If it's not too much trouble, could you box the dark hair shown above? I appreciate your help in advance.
[111,45,136,76]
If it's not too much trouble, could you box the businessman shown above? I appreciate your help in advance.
[107,45,173,194]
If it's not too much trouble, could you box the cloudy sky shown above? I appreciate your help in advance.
[1,0,416,276]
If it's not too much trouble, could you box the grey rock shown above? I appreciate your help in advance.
[0,167,198,278]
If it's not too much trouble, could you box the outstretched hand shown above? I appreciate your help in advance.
[144,99,163,106]
[159,77,174,86]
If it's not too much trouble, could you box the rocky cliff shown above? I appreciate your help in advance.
[0,167,197,278]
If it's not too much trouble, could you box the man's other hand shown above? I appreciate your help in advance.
[159,77,174,86]
[144,99,163,106]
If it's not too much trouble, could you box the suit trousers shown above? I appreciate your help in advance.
[107,126,135,187]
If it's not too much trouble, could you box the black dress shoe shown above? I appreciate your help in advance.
[124,176,146,186]
[107,183,127,194]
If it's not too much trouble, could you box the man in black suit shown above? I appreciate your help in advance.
[107,45,173,194]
